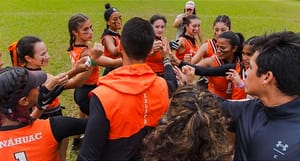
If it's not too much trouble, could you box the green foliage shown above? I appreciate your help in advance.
[0,0,299,160]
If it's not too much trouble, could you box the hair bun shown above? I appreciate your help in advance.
[105,3,111,9]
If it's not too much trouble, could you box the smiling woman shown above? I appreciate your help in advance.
[196,31,246,100]
[172,15,201,63]
[100,3,123,76]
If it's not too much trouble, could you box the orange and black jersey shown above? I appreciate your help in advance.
[69,45,99,85]
[176,35,199,61]
[207,38,217,58]
[0,117,87,161]
[207,56,246,99]
[145,37,164,74]
[101,29,121,59]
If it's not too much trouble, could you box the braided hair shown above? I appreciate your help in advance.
[67,13,89,51]
[0,67,34,126]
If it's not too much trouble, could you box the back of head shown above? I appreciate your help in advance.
[0,67,27,112]
[0,67,47,125]
[253,31,300,96]
[121,17,154,60]
[16,36,42,65]
[143,85,228,160]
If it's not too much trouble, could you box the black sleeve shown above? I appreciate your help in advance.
[164,64,178,98]
[179,61,236,76]
[77,95,109,161]
[50,116,87,142]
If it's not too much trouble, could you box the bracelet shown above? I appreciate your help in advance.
[89,57,98,66]
[162,57,171,65]
[236,81,245,88]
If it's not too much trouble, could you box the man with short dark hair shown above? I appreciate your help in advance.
[221,31,300,160]
[77,17,169,160]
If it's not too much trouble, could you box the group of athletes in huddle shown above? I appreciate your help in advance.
[1,1,300,161]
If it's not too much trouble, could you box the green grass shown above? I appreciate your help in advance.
[0,0,300,160]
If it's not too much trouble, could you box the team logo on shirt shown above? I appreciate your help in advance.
[0,132,42,149]
[273,140,288,159]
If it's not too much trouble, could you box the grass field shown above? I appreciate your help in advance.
[0,0,300,160]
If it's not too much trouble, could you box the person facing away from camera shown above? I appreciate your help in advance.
[142,83,230,160]
[77,17,169,161]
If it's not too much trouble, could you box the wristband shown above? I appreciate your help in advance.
[163,57,171,65]
[85,57,98,67]
[236,81,245,88]
[37,104,48,110]
[90,57,98,66]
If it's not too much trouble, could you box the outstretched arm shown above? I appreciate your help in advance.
[179,61,235,76]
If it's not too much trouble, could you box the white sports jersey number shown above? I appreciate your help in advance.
[14,151,28,161]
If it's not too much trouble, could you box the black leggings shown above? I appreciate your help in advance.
[74,84,97,115]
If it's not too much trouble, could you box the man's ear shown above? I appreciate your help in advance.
[262,71,275,85]
[18,97,30,106]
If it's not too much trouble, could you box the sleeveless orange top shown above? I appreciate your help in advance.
[101,35,121,59]
[207,56,232,99]
[69,45,99,85]
[231,63,247,100]
[145,50,164,74]
[176,37,199,61]
[206,39,217,58]
[208,56,246,100]
[0,119,60,161]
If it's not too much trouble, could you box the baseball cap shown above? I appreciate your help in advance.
[0,67,47,113]
[185,1,195,9]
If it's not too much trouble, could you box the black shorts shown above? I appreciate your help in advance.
[102,67,116,76]
[74,84,97,115]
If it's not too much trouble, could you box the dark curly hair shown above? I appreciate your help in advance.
[142,84,229,161]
